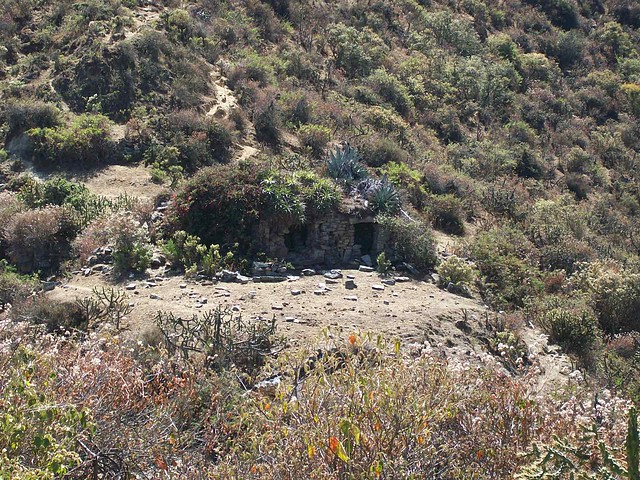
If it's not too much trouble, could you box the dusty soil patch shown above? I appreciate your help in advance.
[48,267,579,394]
[71,164,166,200]
[51,270,485,349]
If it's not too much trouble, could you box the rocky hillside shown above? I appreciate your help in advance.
[1,0,640,478]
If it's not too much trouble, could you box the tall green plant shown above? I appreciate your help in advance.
[326,144,369,187]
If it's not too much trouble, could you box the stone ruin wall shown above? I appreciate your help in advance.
[256,211,387,267]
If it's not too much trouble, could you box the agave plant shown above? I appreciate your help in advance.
[353,176,401,214]
[326,144,369,186]
[370,178,401,214]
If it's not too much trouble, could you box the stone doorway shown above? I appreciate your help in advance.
[284,224,309,253]
[353,222,375,255]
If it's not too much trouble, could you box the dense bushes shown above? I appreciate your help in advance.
[6,322,626,479]
[3,100,60,138]
[171,162,340,251]
[572,261,640,334]
[27,114,115,168]
[469,228,543,309]
[528,295,600,361]
[378,215,438,272]
[2,206,77,273]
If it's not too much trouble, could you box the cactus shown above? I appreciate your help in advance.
[629,406,639,480]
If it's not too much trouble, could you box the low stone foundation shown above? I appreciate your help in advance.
[256,211,387,267]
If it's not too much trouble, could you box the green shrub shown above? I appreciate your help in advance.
[529,296,600,359]
[426,194,465,235]
[3,100,60,137]
[27,114,115,168]
[436,255,478,295]
[366,68,414,117]
[163,230,234,277]
[376,251,392,274]
[470,228,543,309]
[573,262,640,334]
[0,346,94,478]
[17,176,90,210]
[298,124,331,157]
[378,215,437,272]
[381,162,428,209]
[359,137,408,168]
[328,24,388,77]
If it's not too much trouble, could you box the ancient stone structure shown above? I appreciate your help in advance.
[256,209,387,267]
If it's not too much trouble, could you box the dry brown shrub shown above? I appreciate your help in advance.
[2,205,76,272]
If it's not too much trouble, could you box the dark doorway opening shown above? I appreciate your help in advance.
[353,223,374,255]
[284,225,308,252]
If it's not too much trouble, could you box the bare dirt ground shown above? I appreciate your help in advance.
[47,266,578,395]
[50,268,488,351]
[71,164,166,201]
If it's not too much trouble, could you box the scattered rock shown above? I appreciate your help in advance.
[301,268,316,276]
[372,284,385,291]
[285,316,296,322]
[150,294,161,300]
[150,255,166,269]
[430,273,441,284]
[253,375,281,397]
[198,297,208,304]
[247,291,257,299]
[394,276,410,282]
[272,304,284,310]
[361,254,373,267]
[359,266,374,272]
[236,274,250,284]
[313,290,326,295]
[382,279,396,286]
[179,283,187,289]
[253,276,287,283]
[291,289,302,296]
[324,270,342,280]
[287,275,300,281]
[344,296,358,301]
[125,283,137,291]
[232,305,241,312]
[219,270,238,282]
[345,279,357,290]
[41,281,57,292]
